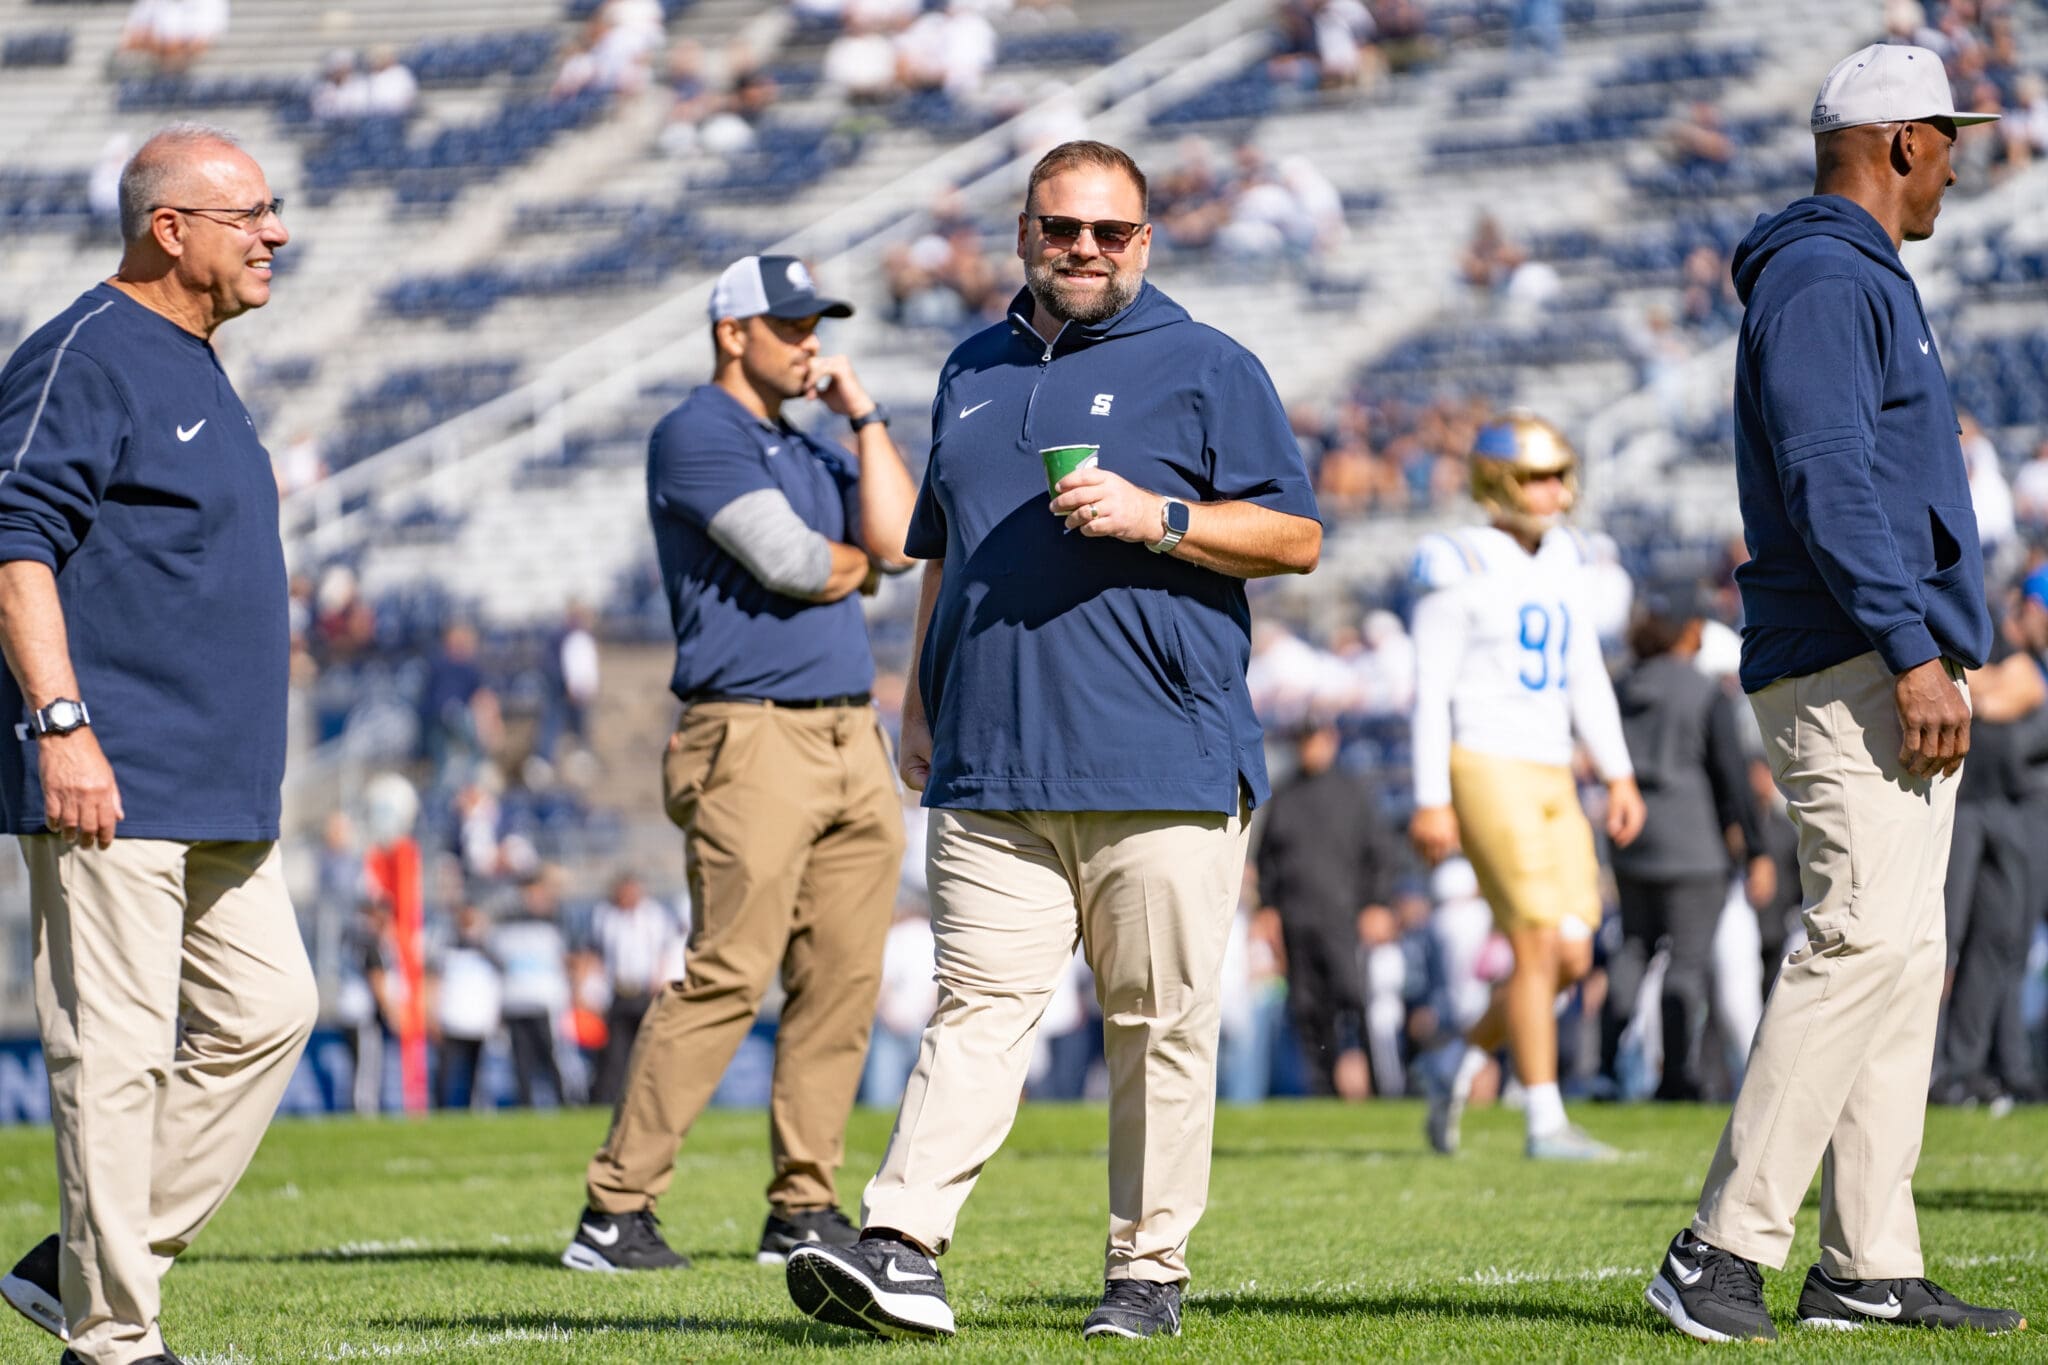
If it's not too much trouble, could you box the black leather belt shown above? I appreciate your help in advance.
[686,692,871,710]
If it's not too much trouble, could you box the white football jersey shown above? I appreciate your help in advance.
[1408,524,1632,808]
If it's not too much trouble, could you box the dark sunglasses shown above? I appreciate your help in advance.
[1034,215,1146,251]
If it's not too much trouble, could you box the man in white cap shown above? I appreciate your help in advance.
[559,255,918,1271]
[1644,46,2025,1343]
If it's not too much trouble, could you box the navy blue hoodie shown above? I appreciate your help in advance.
[0,286,289,838]
[906,283,1320,814]
[1730,195,1990,692]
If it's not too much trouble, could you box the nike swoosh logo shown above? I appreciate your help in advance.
[1919,339,1930,355]
[1839,1293,1902,1318]
[582,1223,620,1247]
[177,420,206,442]
[958,400,992,420]
[1667,1253,1702,1287]
[884,1260,937,1283]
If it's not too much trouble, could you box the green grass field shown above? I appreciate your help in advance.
[0,1101,2040,1362]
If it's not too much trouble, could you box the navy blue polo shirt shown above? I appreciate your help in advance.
[907,283,1320,814]
[648,383,873,701]
[0,285,290,839]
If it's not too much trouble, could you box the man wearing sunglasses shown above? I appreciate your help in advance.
[0,123,313,1365]
[565,254,918,1275]
[787,139,1321,1342]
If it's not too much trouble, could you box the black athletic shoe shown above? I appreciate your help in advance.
[559,1207,690,1272]
[1082,1278,1184,1339]
[786,1236,956,1338]
[757,1206,860,1265]
[1645,1230,1777,1343]
[2,1234,64,1341]
[1797,1266,2027,1333]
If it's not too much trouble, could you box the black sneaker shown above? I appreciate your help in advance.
[1645,1230,1777,1343]
[757,1206,859,1265]
[559,1207,690,1272]
[1797,1266,2027,1333]
[1082,1278,1183,1339]
[2,1234,64,1341]
[786,1235,956,1338]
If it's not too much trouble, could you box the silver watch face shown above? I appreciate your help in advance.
[44,701,82,731]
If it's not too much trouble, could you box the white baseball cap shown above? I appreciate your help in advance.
[707,254,853,323]
[1810,43,1999,134]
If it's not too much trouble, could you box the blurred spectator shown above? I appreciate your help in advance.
[273,430,326,498]
[87,133,132,234]
[700,64,780,156]
[1358,901,1408,1095]
[1961,412,2015,566]
[1665,101,1736,170]
[419,622,502,778]
[1679,243,1741,336]
[654,39,723,156]
[822,10,901,103]
[1150,138,1233,252]
[540,601,600,762]
[862,901,938,1108]
[897,1,997,97]
[360,44,420,118]
[1603,587,1770,1101]
[311,49,366,122]
[1459,213,1527,294]
[119,0,229,73]
[1272,0,1381,90]
[493,869,573,1108]
[1255,718,1399,1097]
[337,901,398,1114]
[2011,436,2048,533]
[431,902,503,1110]
[585,872,686,1106]
[1216,899,1287,1102]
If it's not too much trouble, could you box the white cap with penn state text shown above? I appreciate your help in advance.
[1810,43,2000,134]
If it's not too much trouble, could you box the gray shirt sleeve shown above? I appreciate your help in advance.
[706,487,835,598]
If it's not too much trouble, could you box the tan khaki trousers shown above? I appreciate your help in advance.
[1693,651,1961,1277]
[25,836,316,1365]
[587,701,902,1214]
[861,801,1250,1284]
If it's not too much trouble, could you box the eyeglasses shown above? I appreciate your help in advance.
[1034,215,1146,251]
[157,198,286,229]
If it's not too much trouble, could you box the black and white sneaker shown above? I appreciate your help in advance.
[786,1235,956,1339]
[1645,1230,1777,1343]
[757,1206,860,1265]
[1082,1278,1183,1339]
[1797,1266,2026,1333]
[2,1234,65,1341]
[560,1207,690,1272]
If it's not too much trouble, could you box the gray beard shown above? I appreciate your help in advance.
[1025,258,1140,325]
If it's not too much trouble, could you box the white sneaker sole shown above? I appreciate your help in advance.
[786,1245,956,1338]
[1797,1315,1866,1330]
[1646,1275,1743,1344]
[1,1271,67,1341]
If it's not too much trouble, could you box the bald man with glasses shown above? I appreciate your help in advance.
[0,122,313,1365]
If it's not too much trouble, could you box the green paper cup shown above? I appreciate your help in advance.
[1041,444,1100,498]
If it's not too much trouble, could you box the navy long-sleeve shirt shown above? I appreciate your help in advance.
[1730,196,1991,691]
[0,285,289,838]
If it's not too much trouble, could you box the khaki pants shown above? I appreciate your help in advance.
[861,801,1251,1284]
[26,837,316,1365]
[1693,651,1961,1277]
[586,701,902,1214]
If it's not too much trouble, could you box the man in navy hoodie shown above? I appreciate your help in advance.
[786,140,1320,1342]
[0,124,316,1365]
[1644,47,2024,1344]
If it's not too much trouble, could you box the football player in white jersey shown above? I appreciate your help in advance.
[1408,413,1645,1160]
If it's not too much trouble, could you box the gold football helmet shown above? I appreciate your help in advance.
[1469,411,1579,536]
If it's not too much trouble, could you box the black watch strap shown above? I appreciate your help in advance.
[850,404,890,431]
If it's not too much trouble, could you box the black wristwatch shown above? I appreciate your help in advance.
[26,698,90,737]
[849,404,891,432]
